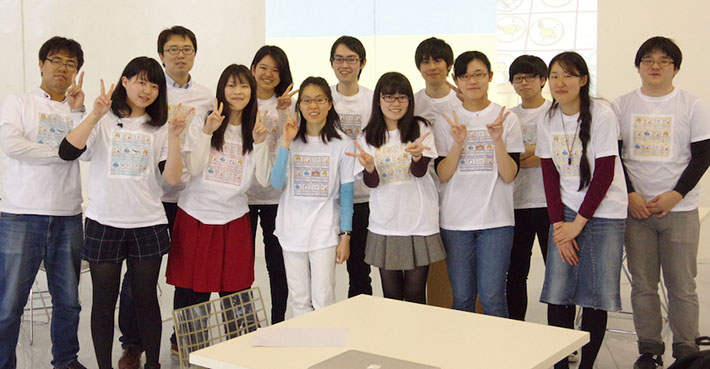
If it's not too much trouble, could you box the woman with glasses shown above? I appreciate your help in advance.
[536,51,627,369]
[436,51,524,318]
[270,76,355,316]
[348,72,445,304]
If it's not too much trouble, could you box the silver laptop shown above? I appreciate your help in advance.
[308,350,440,369]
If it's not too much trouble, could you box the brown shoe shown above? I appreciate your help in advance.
[118,347,143,369]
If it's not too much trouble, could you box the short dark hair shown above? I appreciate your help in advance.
[250,45,293,97]
[157,26,197,56]
[295,77,342,144]
[330,36,366,79]
[111,57,168,127]
[414,37,454,69]
[634,36,682,70]
[509,55,548,86]
[211,64,258,154]
[453,51,491,78]
[38,36,84,70]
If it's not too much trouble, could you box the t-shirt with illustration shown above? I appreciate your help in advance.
[536,100,627,219]
[511,100,551,209]
[438,102,525,230]
[274,131,355,252]
[354,122,439,236]
[613,88,710,212]
[81,112,169,228]
[178,120,271,225]
[0,88,83,215]
[330,84,374,203]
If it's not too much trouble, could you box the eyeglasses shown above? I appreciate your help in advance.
[457,71,489,81]
[44,57,78,71]
[300,97,329,105]
[381,94,409,103]
[512,74,539,84]
[163,46,195,56]
[331,56,360,65]
[640,58,674,67]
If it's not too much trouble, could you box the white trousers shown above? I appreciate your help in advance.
[282,246,337,317]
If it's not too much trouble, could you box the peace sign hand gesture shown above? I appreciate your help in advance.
[253,110,269,144]
[91,79,115,118]
[486,107,510,142]
[169,103,194,138]
[441,110,467,148]
[276,83,299,110]
[204,98,225,135]
[345,140,375,173]
[404,131,432,161]
[280,109,299,149]
[67,71,85,109]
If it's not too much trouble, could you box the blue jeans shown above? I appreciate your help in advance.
[0,213,83,369]
[441,226,514,317]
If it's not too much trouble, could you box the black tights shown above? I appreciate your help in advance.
[90,258,162,369]
[547,304,608,369]
[379,265,429,304]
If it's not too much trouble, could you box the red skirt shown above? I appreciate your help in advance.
[166,208,254,292]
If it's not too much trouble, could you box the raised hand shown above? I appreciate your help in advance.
[91,79,115,118]
[280,109,299,149]
[253,110,268,144]
[67,71,85,109]
[203,98,225,135]
[441,110,466,148]
[169,103,194,138]
[486,106,510,141]
[276,83,299,110]
[404,131,432,161]
[446,80,464,102]
[345,140,375,173]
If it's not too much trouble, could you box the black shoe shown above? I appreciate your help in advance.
[54,360,88,369]
[633,353,663,369]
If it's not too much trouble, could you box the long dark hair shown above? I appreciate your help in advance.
[111,57,168,127]
[364,72,429,148]
[294,77,342,144]
[250,45,293,97]
[547,51,591,191]
[211,64,257,154]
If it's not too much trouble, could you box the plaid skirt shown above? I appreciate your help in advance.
[82,218,170,263]
[364,231,446,271]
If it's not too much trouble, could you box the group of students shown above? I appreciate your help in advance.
[0,25,706,369]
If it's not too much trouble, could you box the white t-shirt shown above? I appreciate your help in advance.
[439,102,525,230]
[0,89,83,215]
[330,84,374,204]
[613,88,710,212]
[413,89,462,157]
[536,100,628,219]
[354,122,439,236]
[274,131,355,252]
[82,112,169,228]
[247,96,293,205]
[160,80,213,202]
[511,100,551,209]
[178,120,270,225]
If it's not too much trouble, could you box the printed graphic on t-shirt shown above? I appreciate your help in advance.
[375,143,412,184]
[168,104,196,146]
[631,114,672,160]
[293,154,330,197]
[264,114,280,154]
[521,124,537,146]
[339,114,363,139]
[37,113,73,147]
[551,133,582,177]
[204,142,245,187]
[109,130,152,178]
[459,129,494,172]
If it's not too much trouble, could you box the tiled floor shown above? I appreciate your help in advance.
[16,241,710,369]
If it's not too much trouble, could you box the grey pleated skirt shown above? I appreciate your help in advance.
[364,231,446,270]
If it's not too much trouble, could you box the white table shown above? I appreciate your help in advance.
[190,295,588,369]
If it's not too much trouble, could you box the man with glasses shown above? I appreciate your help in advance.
[116,25,212,369]
[328,36,374,298]
[613,36,710,369]
[0,36,87,369]
[505,55,550,322]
